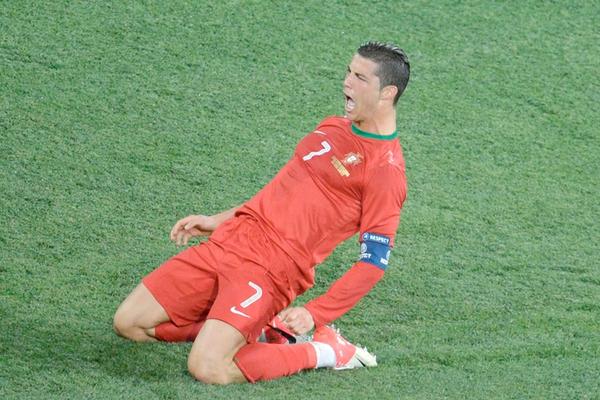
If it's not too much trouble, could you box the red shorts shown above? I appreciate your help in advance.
[143,215,295,342]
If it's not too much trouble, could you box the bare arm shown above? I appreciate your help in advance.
[169,205,241,245]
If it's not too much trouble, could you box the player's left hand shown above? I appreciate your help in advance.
[170,214,216,246]
[278,307,314,335]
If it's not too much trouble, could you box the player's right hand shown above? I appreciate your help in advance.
[278,307,315,335]
[170,214,217,246]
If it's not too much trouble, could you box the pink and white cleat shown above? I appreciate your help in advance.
[260,315,298,344]
[312,325,377,370]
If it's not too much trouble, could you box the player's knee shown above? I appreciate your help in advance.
[187,355,235,385]
[113,309,143,341]
[112,310,130,338]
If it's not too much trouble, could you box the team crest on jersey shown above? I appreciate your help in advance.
[342,152,363,166]
[386,150,395,164]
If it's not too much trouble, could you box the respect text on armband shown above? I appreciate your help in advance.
[359,232,392,271]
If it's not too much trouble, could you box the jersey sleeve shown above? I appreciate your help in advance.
[304,261,385,327]
[359,163,407,246]
[303,163,407,326]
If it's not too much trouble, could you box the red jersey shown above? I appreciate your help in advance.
[238,116,407,325]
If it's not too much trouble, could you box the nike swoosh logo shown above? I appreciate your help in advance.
[230,306,250,318]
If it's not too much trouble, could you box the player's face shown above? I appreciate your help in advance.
[343,54,383,123]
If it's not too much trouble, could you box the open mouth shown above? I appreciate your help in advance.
[344,94,356,113]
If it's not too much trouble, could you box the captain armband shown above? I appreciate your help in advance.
[359,232,392,271]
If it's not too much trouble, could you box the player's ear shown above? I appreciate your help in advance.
[380,85,397,102]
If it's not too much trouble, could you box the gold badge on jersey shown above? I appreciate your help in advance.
[331,156,350,177]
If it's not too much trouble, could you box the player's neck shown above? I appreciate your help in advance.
[353,109,397,136]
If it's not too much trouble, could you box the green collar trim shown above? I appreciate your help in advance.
[351,124,398,140]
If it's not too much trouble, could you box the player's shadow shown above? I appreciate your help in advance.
[91,330,192,382]
[10,316,190,384]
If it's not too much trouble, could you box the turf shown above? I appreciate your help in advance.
[1,1,599,399]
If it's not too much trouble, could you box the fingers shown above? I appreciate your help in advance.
[278,308,294,327]
[170,215,194,241]
[287,318,310,335]
[184,217,199,231]
[279,307,314,335]
[286,320,304,335]
[170,215,202,244]
[279,307,301,322]
[169,222,179,241]
[176,230,187,246]
[278,308,291,320]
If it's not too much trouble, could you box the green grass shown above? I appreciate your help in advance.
[2,0,599,398]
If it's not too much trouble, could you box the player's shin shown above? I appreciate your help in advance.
[154,321,205,342]
[234,343,317,383]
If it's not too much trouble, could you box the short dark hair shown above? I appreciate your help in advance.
[357,41,410,104]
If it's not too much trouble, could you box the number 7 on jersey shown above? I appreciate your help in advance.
[302,141,331,161]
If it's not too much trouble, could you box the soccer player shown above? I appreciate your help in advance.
[113,41,410,384]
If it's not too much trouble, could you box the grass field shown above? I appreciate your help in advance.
[1,1,599,398]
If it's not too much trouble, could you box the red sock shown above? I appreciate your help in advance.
[154,321,205,342]
[234,343,317,383]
